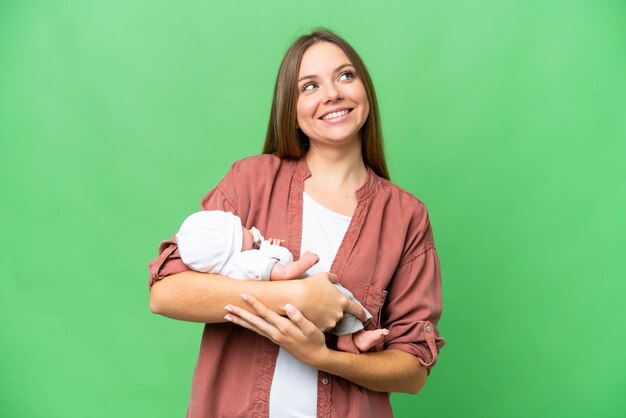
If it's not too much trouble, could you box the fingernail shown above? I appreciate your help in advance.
[241,294,249,301]
[224,315,233,321]
[224,305,233,313]
[284,304,295,314]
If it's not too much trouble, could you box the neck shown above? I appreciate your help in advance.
[305,139,368,191]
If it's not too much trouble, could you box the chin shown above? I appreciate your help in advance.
[315,135,360,147]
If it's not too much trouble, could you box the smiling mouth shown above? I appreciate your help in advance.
[320,109,352,120]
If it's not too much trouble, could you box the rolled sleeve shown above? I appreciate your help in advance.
[147,168,239,288]
[382,247,445,373]
[147,240,189,287]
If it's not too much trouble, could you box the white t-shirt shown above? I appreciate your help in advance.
[269,192,352,418]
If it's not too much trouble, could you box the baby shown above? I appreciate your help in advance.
[175,210,388,353]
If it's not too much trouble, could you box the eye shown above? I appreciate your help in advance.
[302,82,318,92]
[339,71,354,81]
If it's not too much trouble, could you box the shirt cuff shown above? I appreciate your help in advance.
[386,320,444,374]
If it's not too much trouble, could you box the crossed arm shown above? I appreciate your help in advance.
[150,272,428,394]
[224,294,427,394]
[149,270,364,328]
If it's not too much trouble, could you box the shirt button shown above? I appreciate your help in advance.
[322,378,329,385]
[425,325,432,332]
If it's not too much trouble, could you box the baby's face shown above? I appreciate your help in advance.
[241,226,254,251]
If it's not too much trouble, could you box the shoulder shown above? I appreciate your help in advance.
[228,154,295,177]
[202,155,299,215]
[224,154,299,191]
[210,155,295,199]
[371,176,435,260]
[374,176,430,220]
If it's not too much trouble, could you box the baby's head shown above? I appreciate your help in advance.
[176,210,262,273]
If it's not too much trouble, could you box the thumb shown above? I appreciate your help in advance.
[344,299,369,323]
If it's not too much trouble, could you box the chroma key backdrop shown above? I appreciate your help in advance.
[1,1,624,417]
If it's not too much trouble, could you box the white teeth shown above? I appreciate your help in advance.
[321,109,350,120]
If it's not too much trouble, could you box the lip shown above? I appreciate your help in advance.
[318,107,353,121]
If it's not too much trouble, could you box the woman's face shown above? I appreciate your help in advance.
[296,42,369,149]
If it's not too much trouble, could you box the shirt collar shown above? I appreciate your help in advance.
[294,157,378,202]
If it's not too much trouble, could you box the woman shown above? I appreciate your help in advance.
[149,29,444,417]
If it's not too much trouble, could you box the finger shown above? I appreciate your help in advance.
[241,294,298,336]
[226,305,297,345]
[225,303,280,337]
[343,299,369,323]
[242,294,286,323]
[224,312,272,339]
[284,304,315,336]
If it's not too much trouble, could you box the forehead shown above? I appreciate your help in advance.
[298,42,352,76]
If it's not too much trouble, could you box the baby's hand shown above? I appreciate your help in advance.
[267,238,285,246]
[300,251,320,266]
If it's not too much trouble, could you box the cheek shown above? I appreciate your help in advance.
[296,98,313,127]
[355,84,369,108]
[355,88,369,118]
[362,99,370,119]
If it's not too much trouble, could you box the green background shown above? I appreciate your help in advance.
[1,1,624,417]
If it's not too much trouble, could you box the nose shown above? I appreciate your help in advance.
[323,83,342,103]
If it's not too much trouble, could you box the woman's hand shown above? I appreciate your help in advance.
[225,294,330,368]
[225,294,427,394]
[291,273,368,331]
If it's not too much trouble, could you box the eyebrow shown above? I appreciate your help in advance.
[298,63,355,83]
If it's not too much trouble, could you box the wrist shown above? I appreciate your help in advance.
[266,279,304,315]
[306,344,333,370]
[284,278,307,311]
